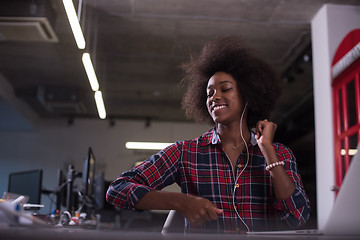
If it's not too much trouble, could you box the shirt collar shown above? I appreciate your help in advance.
[211,128,220,144]
[211,128,257,146]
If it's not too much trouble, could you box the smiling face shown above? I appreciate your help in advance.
[206,72,245,125]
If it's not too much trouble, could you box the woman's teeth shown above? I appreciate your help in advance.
[213,105,225,111]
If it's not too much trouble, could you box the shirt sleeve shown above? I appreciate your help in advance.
[106,143,182,210]
[273,144,311,228]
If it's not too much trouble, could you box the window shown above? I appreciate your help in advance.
[332,60,360,190]
[332,29,360,192]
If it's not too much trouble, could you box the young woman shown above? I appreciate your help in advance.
[106,37,310,233]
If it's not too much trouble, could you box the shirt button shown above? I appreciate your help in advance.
[238,164,242,168]
[236,228,240,232]
[236,184,240,188]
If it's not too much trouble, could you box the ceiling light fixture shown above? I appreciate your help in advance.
[62,0,86,49]
[125,142,173,150]
[94,91,106,119]
[63,0,107,120]
[82,53,99,91]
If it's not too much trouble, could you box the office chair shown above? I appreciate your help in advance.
[161,210,184,234]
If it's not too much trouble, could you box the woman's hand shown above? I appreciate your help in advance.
[255,119,277,161]
[134,190,222,227]
[177,194,223,227]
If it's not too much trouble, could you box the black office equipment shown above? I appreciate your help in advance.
[56,168,68,210]
[82,147,96,198]
[64,147,97,213]
[8,169,43,204]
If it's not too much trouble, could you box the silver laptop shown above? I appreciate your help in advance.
[248,144,360,236]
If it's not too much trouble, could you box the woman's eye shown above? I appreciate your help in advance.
[222,88,232,92]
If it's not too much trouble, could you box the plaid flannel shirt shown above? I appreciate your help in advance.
[107,128,310,233]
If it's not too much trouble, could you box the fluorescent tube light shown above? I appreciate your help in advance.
[82,53,99,91]
[94,91,106,119]
[125,142,173,150]
[62,0,86,49]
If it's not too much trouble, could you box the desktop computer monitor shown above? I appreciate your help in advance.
[82,147,96,198]
[8,169,43,204]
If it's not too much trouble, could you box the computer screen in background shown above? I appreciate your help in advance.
[82,147,96,199]
[8,169,43,204]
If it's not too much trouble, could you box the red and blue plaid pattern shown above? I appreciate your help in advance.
[106,128,310,233]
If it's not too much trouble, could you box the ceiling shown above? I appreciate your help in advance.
[0,0,359,135]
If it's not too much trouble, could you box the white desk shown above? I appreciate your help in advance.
[1,226,359,240]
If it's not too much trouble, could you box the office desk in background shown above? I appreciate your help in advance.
[1,226,359,240]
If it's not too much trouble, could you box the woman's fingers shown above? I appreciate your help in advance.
[180,195,223,226]
[256,119,277,146]
[255,119,267,139]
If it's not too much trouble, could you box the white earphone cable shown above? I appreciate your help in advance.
[232,102,250,232]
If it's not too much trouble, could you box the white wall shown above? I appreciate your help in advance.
[0,117,210,213]
[311,4,360,229]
